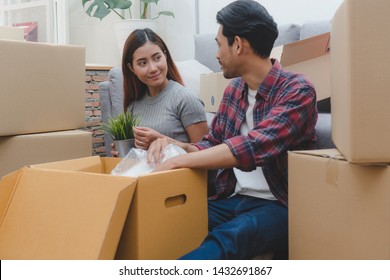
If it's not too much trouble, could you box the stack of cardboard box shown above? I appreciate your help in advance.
[0,38,92,178]
[288,0,390,259]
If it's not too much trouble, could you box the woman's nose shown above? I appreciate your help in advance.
[149,62,158,71]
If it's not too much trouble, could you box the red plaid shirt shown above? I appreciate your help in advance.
[194,60,317,206]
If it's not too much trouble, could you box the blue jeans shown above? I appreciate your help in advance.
[179,195,288,260]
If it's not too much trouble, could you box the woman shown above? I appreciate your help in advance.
[112,28,208,155]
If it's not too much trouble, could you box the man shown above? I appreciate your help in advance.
[148,0,317,260]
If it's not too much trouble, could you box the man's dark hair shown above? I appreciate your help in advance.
[216,0,278,58]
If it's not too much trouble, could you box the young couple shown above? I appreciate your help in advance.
[113,0,317,260]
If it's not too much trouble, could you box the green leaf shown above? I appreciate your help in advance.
[83,0,131,20]
[112,0,132,9]
[153,11,175,20]
[101,112,140,140]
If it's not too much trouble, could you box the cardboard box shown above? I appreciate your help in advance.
[281,32,331,102]
[330,0,390,163]
[289,149,390,260]
[0,40,86,136]
[200,72,231,113]
[0,166,136,259]
[200,33,330,113]
[0,130,92,178]
[33,156,208,260]
[271,32,331,102]
[0,26,24,41]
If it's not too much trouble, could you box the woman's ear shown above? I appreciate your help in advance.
[127,62,134,72]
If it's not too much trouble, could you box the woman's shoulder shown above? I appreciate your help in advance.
[167,80,197,100]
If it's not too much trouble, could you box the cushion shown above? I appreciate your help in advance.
[194,33,220,72]
[175,59,213,98]
[300,20,331,40]
[274,23,301,47]
[108,67,124,118]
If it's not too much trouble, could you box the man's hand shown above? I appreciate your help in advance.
[147,137,172,166]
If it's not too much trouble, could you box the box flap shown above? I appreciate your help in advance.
[290,149,390,166]
[31,156,124,175]
[0,169,24,224]
[281,32,330,66]
[0,168,136,260]
[289,148,345,160]
[31,156,103,173]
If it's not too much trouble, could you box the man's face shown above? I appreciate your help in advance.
[215,26,239,79]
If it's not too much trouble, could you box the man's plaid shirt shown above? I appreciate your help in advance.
[194,60,317,206]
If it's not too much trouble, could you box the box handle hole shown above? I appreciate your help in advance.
[164,194,187,208]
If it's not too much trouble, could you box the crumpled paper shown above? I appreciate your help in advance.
[111,144,186,177]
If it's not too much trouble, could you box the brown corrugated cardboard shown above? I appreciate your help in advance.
[33,156,208,260]
[0,130,92,178]
[281,32,330,67]
[0,26,24,40]
[280,32,331,102]
[271,32,331,101]
[200,33,331,113]
[0,40,86,136]
[331,0,390,163]
[0,167,136,260]
[289,149,390,260]
[199,72,231,113]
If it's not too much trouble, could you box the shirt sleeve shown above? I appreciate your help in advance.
[225,82,317,171]
[175,87,207,128]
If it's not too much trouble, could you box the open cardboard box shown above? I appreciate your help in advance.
[289,149,390,259]
[29,156,208,260]
[200,32,330,113]
[0,165,136,260]
[277,32,331,102]
[200,72,231,113]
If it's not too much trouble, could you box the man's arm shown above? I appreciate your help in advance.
[151,142,239,172]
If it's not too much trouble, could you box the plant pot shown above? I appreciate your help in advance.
[113,139,135,158]
[113,19,158,58]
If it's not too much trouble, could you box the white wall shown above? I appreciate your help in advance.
[198,0,344,34]
[69,0,343,67]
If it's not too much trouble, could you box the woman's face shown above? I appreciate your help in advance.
[130,41,169,96]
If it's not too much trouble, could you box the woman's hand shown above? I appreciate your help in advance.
[133,126,163,150]
[110,142,119,157]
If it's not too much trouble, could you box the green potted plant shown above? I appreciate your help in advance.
[101,111,140,157]
[82,0,175,20]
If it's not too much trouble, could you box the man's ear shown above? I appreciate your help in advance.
[234,36,242,54]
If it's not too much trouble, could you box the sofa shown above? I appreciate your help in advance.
[99,20,334,156]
